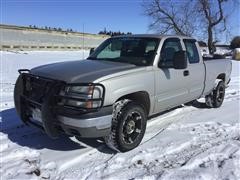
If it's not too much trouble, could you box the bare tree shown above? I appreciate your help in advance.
[197,0,228,54]
[144,0,197,36]
[144,0,231,54]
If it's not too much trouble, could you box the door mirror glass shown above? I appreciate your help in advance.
[173,51,187,69]
[89,48,95,55]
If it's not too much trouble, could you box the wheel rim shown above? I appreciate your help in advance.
[216,86,224,103]
[122,111,142,144]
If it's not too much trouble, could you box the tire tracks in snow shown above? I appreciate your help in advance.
[82,122,240,180]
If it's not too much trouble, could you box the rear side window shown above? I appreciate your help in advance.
[184,40,200,64]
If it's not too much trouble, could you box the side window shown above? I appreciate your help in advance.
[184,40,200,64]
[160,38,182,67]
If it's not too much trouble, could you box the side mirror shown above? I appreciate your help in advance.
[89,48,95,55]
[173,51,187,69]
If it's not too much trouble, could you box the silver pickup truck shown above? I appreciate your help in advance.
[14,35,232,152]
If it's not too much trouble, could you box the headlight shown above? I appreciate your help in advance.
[61,85,104,109]
[67,86,93,97]
[66,85,103,99]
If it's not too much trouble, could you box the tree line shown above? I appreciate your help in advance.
[29,25,74,33]
[28,25,132,37]
[98,28,132,36]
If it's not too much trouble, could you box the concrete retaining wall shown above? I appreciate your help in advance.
[0,24,109,50]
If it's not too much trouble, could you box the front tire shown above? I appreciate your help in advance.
[104,99,147,152]
[205,80,225,108]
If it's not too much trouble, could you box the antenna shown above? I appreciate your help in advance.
[82,23,85,59]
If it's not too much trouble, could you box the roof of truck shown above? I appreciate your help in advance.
[112,34,193,39]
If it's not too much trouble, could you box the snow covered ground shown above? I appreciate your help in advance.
[0,50,239,180]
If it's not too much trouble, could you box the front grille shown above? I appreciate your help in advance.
[22,74,63,106]
[19,71,105,119]
[25,77,51,103]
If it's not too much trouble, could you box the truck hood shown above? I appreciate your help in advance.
[31,59,137,83]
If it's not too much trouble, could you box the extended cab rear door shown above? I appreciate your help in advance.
[182,39,205,101]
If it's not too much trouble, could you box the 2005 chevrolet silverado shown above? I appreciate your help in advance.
[14,35,232,152]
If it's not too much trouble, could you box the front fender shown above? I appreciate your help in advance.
[99,70,155,110]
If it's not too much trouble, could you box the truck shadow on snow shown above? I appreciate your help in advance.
[1,108,113,154]
[185,100,209,109]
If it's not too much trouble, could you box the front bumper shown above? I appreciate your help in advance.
[15,71,112,138]
[30,106,112,138]
[58,106,112,137]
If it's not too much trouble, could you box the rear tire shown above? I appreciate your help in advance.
[104,99,147,152]
[205,80,225,108]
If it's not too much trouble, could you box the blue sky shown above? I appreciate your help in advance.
[1,0,150,34]
[1,0,239,43]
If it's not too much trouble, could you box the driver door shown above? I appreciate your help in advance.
[154,38,189,113]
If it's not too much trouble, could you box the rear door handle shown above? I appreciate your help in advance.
[183,70,189,76]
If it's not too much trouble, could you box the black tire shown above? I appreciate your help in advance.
[205,80,225,108]
[14,75,23,117]
[104,99,147,152]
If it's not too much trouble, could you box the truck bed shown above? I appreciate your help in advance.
[203,59,232,95]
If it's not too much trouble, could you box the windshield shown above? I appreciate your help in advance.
[87,37,160,66]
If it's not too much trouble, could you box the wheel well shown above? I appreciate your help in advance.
[216,73,226,82]
[116,91,150,115]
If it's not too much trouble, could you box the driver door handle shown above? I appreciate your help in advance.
[183,70,189,76]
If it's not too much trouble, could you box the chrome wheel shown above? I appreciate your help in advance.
[205,80,225,108]
[105,100,147,152]
[122,111,142,144]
